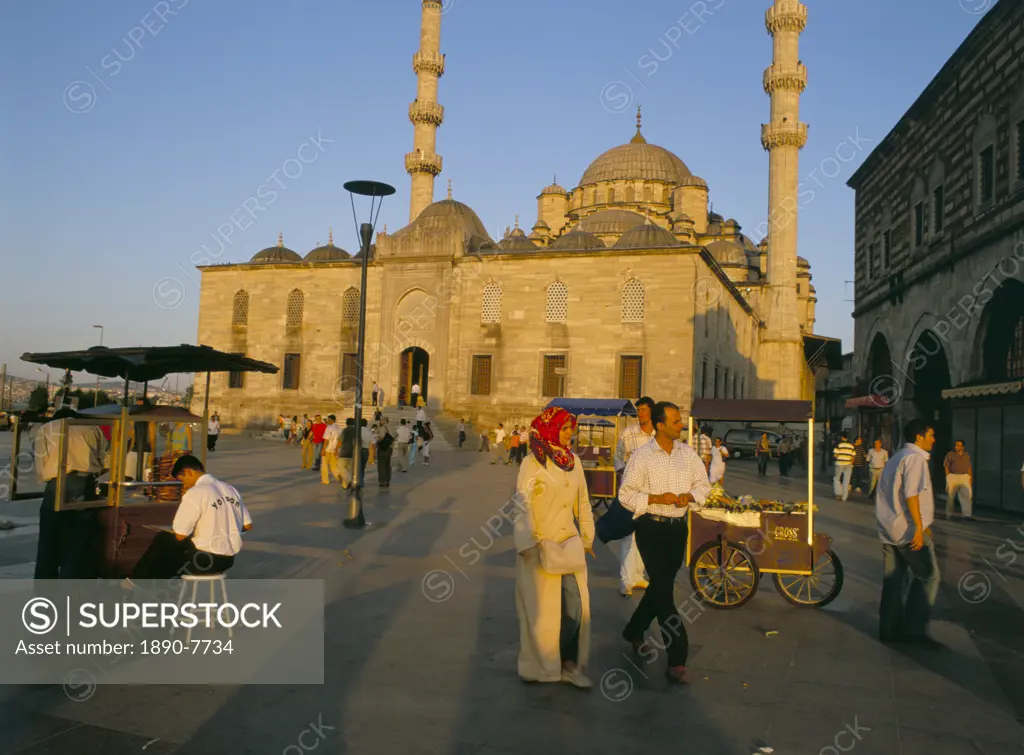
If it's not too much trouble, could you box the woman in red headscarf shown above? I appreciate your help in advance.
[512,407,595,688]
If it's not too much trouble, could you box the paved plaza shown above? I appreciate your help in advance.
[2,429,1024,754]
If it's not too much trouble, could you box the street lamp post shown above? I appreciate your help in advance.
[342,179,395,529]
[93,325,104,405]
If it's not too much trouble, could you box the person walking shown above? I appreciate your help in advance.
[877,419,941,647]
[943,440,974,520]
[619,402,711,684]
[867,438,889,496]
[377,421,394,487]
[422,421,433,465]
[371,381,379,408]
[457,418,466,448]
[396,419,412,473]
[288,416,300,446]
[709,437,729,484]
[479,426,490,452]
[518,426,528,464]
[207,413,221,453]
[491,423,507,464]
[614,396,655,598]
[508,426,521,466]
[337,418,357,489]
[852,436,868,493]
[367,422,378,468]
[398,386,407,410]
[410,382,421,409]
[513,406,595,688]
[300,418,315,469]
[833,433,855,500]
[320,415,344,485]
[756,433,771,477]
[777,435,792,477]
[311,414,327,472]
[698,426,712,473]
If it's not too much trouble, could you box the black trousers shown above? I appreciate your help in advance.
[623,516,689,667]
[458,431,465,447]
[207,434,218,452]
[35,474,99,579]
[757,454,769,476]
[377,446,393,485]
[132,531,235,579]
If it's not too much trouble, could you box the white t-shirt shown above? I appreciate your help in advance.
[208,419,221,435]
[416,408,427,422]
[411,384,420,394]
[494,428,506,445]
[396,425,412,443]
[323,423,342,454]
[173,474,251,556]
[876,444,933,546]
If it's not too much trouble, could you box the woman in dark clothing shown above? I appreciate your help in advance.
[376,422,394,487]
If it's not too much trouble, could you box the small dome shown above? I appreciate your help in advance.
[740,234,758,252]
[540,176,566,196]
[352,244,377,260]
[550,230,606,251]
[706,240,748,267]
[614,223,683,249]
[532,218,550,230]
[305,231,350,261]
[798,255,811,268]
[399,196,495,251]
[576,209,647,236]
[498,235,538,252]
[251,233,301,263]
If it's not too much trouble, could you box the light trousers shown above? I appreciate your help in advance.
[833,465,853,500]
[945,474,973,516]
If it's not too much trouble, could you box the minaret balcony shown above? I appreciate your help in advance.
[409,100,445,126]
[413,50,446,77]
[765,1,807,34]
[761,121,808,150]
[405,151,443,176]
[763,63,807,94]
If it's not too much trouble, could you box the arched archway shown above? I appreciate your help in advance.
[400,347,429,405]
[863,333,896,450]
[979,279,1024,382]
[867,332,893,383]
[905,329,952,488]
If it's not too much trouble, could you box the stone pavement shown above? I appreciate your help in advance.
[1,435,1024,754]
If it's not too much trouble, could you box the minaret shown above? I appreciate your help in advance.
[405,0,446,223]
[759,0,808,399]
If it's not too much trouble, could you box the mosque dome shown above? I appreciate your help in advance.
[498,222,538,252]
[706,240,748,267]
[305,231,350,261]
[540,177,567,196]
[399,194,495,251]
[251,234,301,263]
[614,223,683,249]
[576,209,647,236]
[579,108,691,186]
[550,230,606,251]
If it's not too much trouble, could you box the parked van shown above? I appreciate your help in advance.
[723,429,782,459]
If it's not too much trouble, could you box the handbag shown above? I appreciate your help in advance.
[534,484,587,575]
[595,498,637,544]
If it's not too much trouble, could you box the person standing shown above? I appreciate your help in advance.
[479,426,490,452]
[457,418,466,448]
[34,409,106,578]
[337,418,357,489]
[698,426,712,473]
[777,435,792,477]
[513,407,595,688]
[877,419,940,646]
[311,414,327,472]
[371,382,379,408]
[756,433,771,477]
[491,423,506,465]
[518,426,529,464]
[300,417,315,469]
[396,419,412,474]
[377,421,394,487]
[852,436,867,493]
[320,415,344,485]
[867,439,889,496]
[207,413,221,453]
[422,421,433,465]
[614,396,656,598]
[398,386,407,410]
[410,382,421,409]
[358,418,372,485]
[833,433,855,500]
[415,405,428,436]
[943,440,974,520]
[367,422,378,468]
[709,438,729,484]
[619,402,711,684]
[508,426,521,466]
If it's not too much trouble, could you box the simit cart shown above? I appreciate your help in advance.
[685,398,843,608]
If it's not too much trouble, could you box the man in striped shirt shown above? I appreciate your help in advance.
[619,401,711,685]
[833,433,856,501]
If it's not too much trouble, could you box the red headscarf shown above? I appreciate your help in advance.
[529,407,576,472]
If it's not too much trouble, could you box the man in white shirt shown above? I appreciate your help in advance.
[876,419,940,647]
[866,439,889,495]
[490,423,506,465]
[395,419,412,473]
[456,418,466,448]
[320,415,344,485]
[34,410,107,578]
[619,402,711,684]
[410,382,421,409]
[131,455,251,579]
[207,413,221,452]
[614,396,655,597]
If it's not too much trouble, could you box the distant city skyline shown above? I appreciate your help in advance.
[0,0,994,373]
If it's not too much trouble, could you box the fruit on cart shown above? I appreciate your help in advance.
[700,483,817,513]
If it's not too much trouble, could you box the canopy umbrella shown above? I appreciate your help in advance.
[545,398,637,417]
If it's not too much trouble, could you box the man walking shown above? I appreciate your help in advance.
[877,419,941,647]
[320,415,344,485]
[614,396,655,598]
[490,423,506,465]
[867,438,888,495]
[833,433,855,500]
[457,418,466,448]
[371,382,379,408]
[943,440,974,520]
[410,382,421,409]
[311,414,327,472]
[619,402,711,684]
[852,436,867,493]
[377,421,394,487]
[396,419,412,473]
[207,413,221,452]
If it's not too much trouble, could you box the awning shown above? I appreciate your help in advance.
[942,381,1024,400]
[803,334,844,371]
[21,345,279,383]
[690,399,813,423]
[845,395,893,409]
[545,398,637,418]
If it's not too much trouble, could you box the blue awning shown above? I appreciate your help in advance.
[545,398,637,417]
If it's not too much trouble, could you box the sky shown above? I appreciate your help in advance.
[0,0,994,383]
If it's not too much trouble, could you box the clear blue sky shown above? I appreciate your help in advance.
[0,0,993,381]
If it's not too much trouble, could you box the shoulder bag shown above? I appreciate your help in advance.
[533,469,586,575]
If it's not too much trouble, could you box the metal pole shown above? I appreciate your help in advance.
[345,222,374,529]
[807,416,814,545]
[0,364,5,414]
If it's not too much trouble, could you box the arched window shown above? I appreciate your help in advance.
[286,289,304,327]
[608,188,616,204]
[342,287,360,326]
[625,186,635,203]
[643,186,653,203]
[232,290,249,327]
[621,279,645,323]
[481,282,502,324]
[546,281,568,323]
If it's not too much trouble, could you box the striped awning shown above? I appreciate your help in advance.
[941,381,1023,399]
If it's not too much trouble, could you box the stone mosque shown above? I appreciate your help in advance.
[194,0,833,428]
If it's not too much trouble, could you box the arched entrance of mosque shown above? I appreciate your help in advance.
[863,333,896,450]
[400,347,429,405]
[905,329,952,490]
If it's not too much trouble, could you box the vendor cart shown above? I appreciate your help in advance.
[544,398,636,511]
[685,399,843,609]
[8,344,277,577]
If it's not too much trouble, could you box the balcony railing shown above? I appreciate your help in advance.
[405,151,443,175]
[409,100,445,126]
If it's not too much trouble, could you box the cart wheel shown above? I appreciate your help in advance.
[772,549,844,608]
[689,540,760,609]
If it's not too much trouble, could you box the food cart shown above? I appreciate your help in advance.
[8,344,278,577]
[685,398,843,608]
[544,398,636,511]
